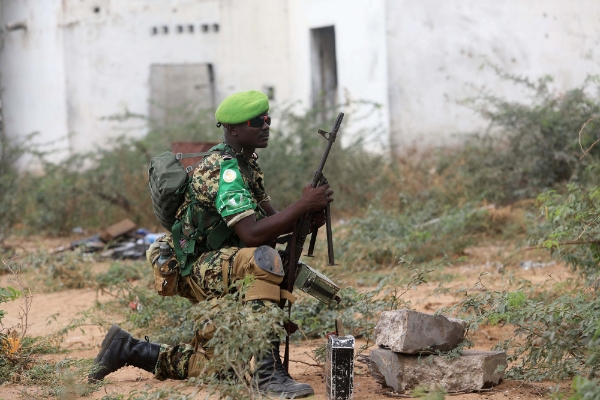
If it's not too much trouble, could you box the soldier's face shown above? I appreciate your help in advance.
[235,113,270,149]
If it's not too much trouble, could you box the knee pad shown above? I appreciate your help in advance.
[232,246,285,302]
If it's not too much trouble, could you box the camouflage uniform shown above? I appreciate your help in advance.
[154,143,271,380]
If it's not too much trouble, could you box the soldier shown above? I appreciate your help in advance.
[89,91,333,399]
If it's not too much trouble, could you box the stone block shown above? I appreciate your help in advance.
[375,309,466,353]
[369,348,506,392]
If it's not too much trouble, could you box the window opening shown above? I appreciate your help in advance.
[310,26,338,119]
[264,86,275,100]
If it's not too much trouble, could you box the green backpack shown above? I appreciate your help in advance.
[148,150,217,231]
[148,143,251,276]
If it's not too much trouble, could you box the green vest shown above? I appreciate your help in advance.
[172,143,258,277]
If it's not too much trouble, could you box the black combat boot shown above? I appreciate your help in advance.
[253,342,314,399]
[88,324,160,382]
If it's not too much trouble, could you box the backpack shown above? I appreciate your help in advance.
[148,150,217,231]
[149,143,255,277]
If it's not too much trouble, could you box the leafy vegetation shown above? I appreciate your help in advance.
[443,278,600,382]
[457,69,600,204]
[536,184,600,279]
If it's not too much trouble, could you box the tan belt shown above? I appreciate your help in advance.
[183,275,207,302]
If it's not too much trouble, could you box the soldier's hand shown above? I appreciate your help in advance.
[311,210,326,230]
[301,182,334,212]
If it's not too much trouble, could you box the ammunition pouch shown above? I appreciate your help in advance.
[187,349,210,378]
[147,236,180,297]
[187,320,216,378]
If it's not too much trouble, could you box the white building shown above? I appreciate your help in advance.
[1,0,599,162]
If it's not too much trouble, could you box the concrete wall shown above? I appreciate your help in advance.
[60,0,224,153]
[0,0,70,164]
[0,0,391,158]
[5,0,597,159]
[385,0,600,152]
[288,0,390,148]
[174,0,391,149]
[213,0,293,112]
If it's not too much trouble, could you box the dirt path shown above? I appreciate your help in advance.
[0,241,565,399]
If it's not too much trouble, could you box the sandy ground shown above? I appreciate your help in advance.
[0,238,568,399]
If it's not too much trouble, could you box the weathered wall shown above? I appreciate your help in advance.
[1,0,390,158]
[60,0,224,153]
[385,0,600,152]
[288,0,390,148]
[0,0,70,164]
[5,0,596,159]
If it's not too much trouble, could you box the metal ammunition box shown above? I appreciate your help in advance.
[326,335,355,400]
[294,263,340,305]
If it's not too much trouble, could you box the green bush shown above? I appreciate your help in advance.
[571,376,600,400]
[536,184,600,279]
[444,282,600,382]
[6,250,96,293]
[458,69,600,203]
[337,201,532,266]
[10,102,393,235]
[0,128,31,244]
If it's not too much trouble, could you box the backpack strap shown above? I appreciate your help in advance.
[176,151,219,173]
[210,143,254,183]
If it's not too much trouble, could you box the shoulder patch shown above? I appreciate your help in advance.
[223,169,237,183]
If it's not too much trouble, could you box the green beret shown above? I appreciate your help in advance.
[215,90,269,124]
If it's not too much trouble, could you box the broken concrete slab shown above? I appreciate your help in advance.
[375,309,466,353]
[369,348,506,392]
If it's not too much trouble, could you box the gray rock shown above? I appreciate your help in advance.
[375,309,466,353]
[369,348,507,392]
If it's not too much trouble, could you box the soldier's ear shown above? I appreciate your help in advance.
[227,124,238,136]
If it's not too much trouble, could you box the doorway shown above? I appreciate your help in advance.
[310,26,338,118]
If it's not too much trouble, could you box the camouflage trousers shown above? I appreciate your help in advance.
[155,343,194,380]
[153,247,234,380]
[153,246,280,380]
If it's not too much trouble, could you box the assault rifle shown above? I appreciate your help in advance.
[279,112,344,369]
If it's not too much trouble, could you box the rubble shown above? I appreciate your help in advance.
[99,219,137,242]
[370,309,507,393]
[50,219,165,260]
[375,309,466,354]
[369,348,506,392]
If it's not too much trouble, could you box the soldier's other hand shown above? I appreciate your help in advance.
[311,210,326,230]
[301,182,334,211]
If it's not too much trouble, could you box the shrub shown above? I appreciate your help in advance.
[458,69,600,203]
[536,184,600,279]
[444,281,600,382]
[11,101,393,235]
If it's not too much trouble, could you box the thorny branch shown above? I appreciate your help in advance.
[578,115,600,159]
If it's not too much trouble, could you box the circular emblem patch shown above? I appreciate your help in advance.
[223,169,237,183]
